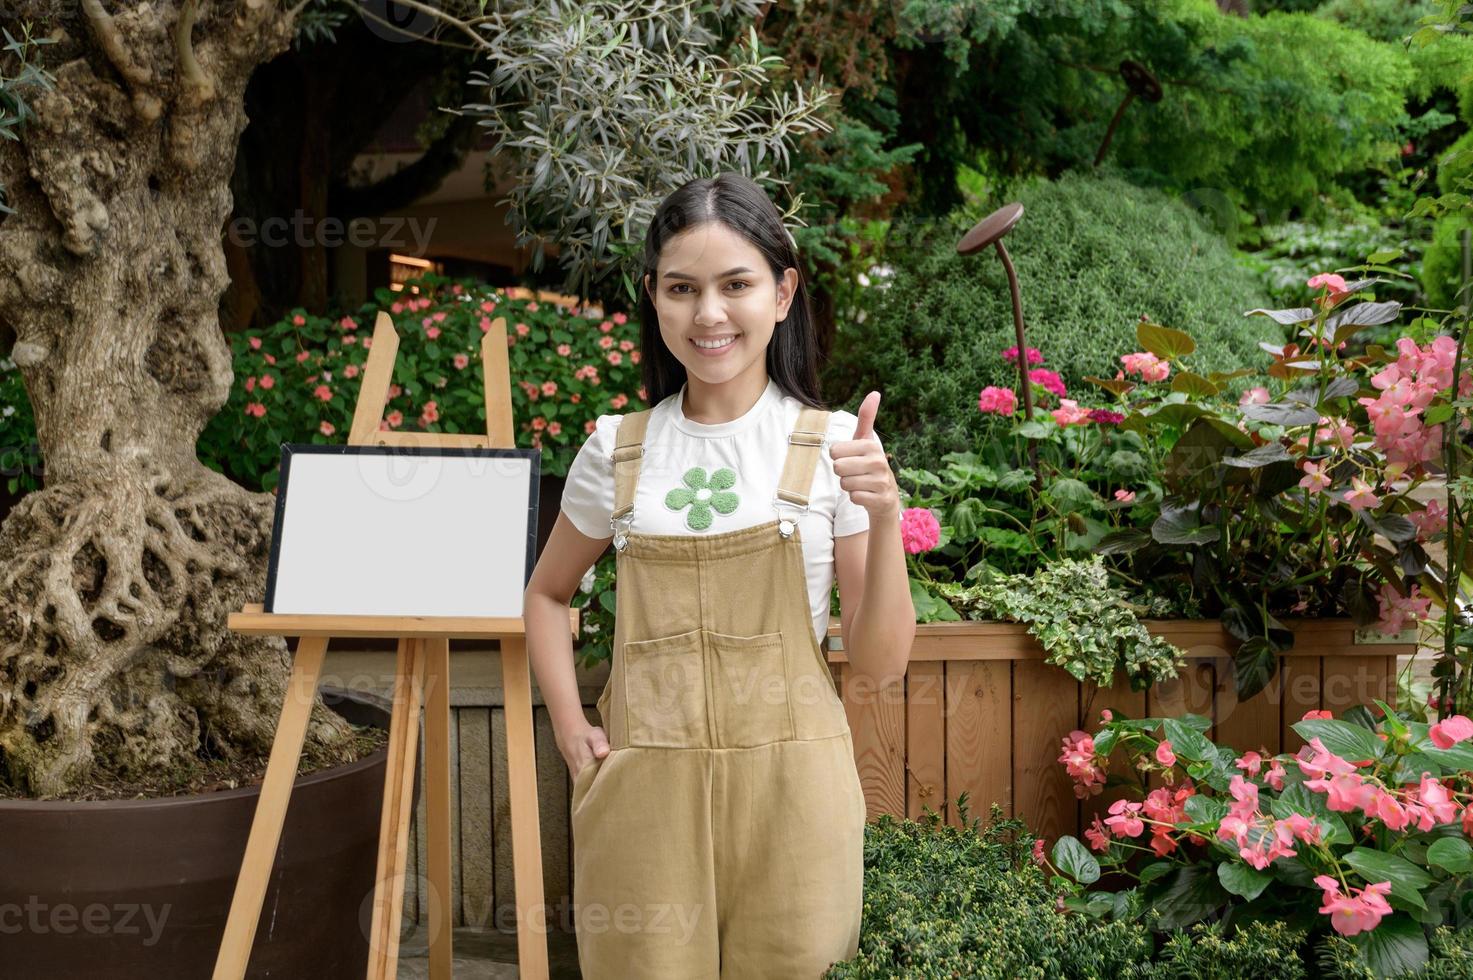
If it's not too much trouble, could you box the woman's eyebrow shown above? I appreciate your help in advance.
[662,266,754,281]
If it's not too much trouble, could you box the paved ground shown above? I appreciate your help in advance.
[396,925,584,979]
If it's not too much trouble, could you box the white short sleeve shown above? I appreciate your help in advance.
[829,413,881,538]
[559,414,622,540]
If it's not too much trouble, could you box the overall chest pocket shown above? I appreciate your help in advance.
[622,627,709,748]
[706,629,795,748]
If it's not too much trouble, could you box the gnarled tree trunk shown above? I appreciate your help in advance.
[0,0,353,797]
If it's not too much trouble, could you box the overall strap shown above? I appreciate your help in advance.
[610,409,653,528]
[775,406,832,513]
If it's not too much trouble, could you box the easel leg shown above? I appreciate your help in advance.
[501,637,550,980]
[367,638,426,980]
[422,637,453,979]
[212,636,330,980]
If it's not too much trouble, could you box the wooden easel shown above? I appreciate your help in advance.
[212,311,574,980]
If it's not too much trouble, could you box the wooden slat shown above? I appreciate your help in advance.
[1213,655,1284,758]
[943,660,1011,827]
[905,661,945,821]
[1011,661,1078,843]
[228,608,578,641]
[500,637,549,978]
[534,706,570,926]
[1322,655,1394,718]
[841,664,906,820]
[1145,658,1216,792]
[1281,658,1321,755]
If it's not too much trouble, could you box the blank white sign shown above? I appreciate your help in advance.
[264,445,540,618]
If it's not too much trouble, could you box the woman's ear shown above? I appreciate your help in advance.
[776,267,799,320]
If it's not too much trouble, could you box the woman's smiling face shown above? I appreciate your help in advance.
[645,220,797,388]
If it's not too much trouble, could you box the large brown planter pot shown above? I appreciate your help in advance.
[827,617,1417,842]
[0,687,394,978]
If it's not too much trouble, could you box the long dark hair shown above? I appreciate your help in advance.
[635,172,826,410]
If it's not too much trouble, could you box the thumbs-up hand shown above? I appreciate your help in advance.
[829,391,900,521]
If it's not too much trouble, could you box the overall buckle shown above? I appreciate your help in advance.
[772,497,809,538]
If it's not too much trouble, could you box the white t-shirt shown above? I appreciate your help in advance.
[559,377,886,646]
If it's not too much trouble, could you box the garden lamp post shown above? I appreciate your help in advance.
[1093,59,1163,167]
[958,202,1033,420]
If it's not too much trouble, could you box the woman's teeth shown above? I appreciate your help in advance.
[692,335,738,351]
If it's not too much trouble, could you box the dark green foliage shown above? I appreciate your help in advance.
[1136,920,1309,980]
[822,172,1280,473]
[823,807,1155,979]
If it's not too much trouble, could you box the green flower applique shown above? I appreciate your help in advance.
[664,466,740,531]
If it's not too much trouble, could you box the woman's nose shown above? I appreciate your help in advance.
[695,291,727,326]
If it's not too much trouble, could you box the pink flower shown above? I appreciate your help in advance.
[432,311,446,322]
[547,421,562,437]
[1376,583,1431,635]
[1276,812,1322,846]
[1430,715,1473,749]
[1299,461,1331,495]
[384,410,403,429]
[612,312,628,325]
[453,353,470,370]
[248,336,262,350]
[530,416,546,431]
[425,326,441,340]
[244,402,266,418]
[319,421,335,436]
[977,386,1017,416]
[313,385,332,402]
[1058,730,1106,799]
[1051,399,1091,426]
[292,314,306,326]
[420,401,439,425]
[1088,409,1125,425]
[1121,351,1170,383]
[1265,759,1287,791]
[1343,477,1380,512]
[1302,710,1334,722]
[541,381,558,396]
[1413,774,1459,826]
[1410,500,1448,540]
[296,350,311,363]
[1031,839,1047,867]
[516,323,530,336]
[343,335,357,346]
[339,317,358,331]
[1306,772,1375,813]
[598,335,615,350]
[1027,368,1066,399]
[1315,876,1392,937]
[599,320,614,333]
[481,300,496,313]
[1114,489,1136,504]
[1297,738,1357,780]
[900,507,941,555]
[1235,751,1264,777]
[607,351,623,365]
[259,374,276,390]
[1002,345,1044,365]
[557,343,572,356]
[611,393,629,410]
[1105,798,1145,838]
[1155,740,1176,768]
[244,376,256,393]
[480,317,493,333]
[1084,815,1111,851]
[1307,273,1349,298]
[1240,387,1271,407]
[263,353,276,364]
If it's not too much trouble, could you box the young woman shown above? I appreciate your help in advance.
[523,172,915,979]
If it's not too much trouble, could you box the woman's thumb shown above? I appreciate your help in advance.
[587,727,611,758]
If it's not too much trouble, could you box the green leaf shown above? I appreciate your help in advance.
[1162,717,1213,763]
[1052,835,1100,885]
[1241,401,1321,426]
[1137,321,1196,359]
[1245,307,1315,325]
[1149,864,1227,930]
[1152,506,1219,545]
[1344,848,1431,912]
[1426,837,1473,874]
[1217,861,1274,901]
[1170,371,1219,398]
[1348,913,1429,979]
[1292,719,1386,764]
[1138,860,1175,885]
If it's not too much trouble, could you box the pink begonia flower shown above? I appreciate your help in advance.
[1299,461,1331,495]
[1413,774,1459,826]
[1227,775,1260,819]
[1430,715,1473,749]
[1031,839,1048,867]
[1276,812,1322,846]
[541,381,558,396]
[1143,783,1194,825]
[1002,346,1044,365]
[612,312,628,325]
[1315,877,1392,936]
[1114,489,1136,504]
[1104,798,1145,838]
[899,507,941,555]
[1297,738,1358,780]
[258,374,275,390]
[1376,583,1432,635]
[1307,273,1349,295]
[425,326,441,340]
[1235,751,1264,777]
[453,353,470,370]
[1306,772,1375,813]
[1343,477,1380,512]
[244,402,266,418]
[1100,709,1114,722]
[313,385,332,402]
[1265,759,1287,791]
[1302,709,1334,721]
[1240,387,1271,406]
[1051,399,1091,426]
[1058,730,1106,799]
[1085,815,1111,852]
[1155,740,1176,767]
[1027,368,1067,399]
[977,386,1017,416]
[319,421,335,437]
[1410,500,1448,540]
[1120,351,1171,382]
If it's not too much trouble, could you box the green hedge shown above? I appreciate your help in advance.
[822,172,1281,473]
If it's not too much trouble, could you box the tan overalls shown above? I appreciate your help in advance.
[570,405,867,980]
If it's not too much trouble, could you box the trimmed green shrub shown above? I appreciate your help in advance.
[824,805,1154,979]
[822,172,1281,473]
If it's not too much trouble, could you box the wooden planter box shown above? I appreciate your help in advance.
[825,618,1416,843]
